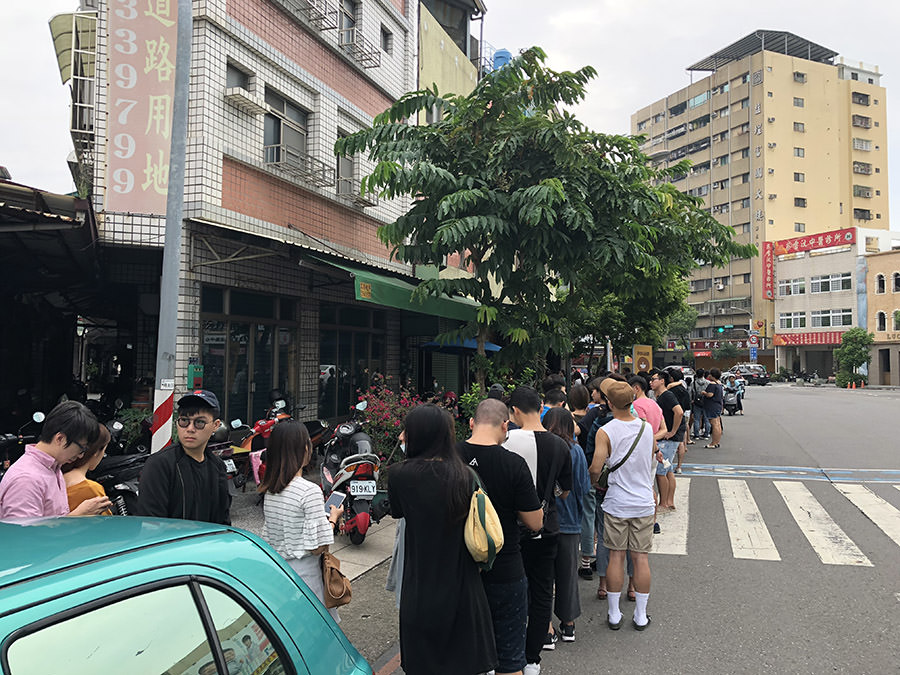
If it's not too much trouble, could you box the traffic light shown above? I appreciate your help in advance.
[716,327,725,333]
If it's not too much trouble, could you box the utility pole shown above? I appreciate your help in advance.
[151,0,192,453]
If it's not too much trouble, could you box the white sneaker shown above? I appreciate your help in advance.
[523,664,541,675]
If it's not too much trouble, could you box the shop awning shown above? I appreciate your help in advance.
[422,338,501,354]
[311,256,479,322]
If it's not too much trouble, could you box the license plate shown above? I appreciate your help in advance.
[349,480,376,497]
[223,459,237,473]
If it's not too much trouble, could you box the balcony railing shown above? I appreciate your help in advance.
[337,177,378,207]
[338,27,381,69]
[264,144,334,187]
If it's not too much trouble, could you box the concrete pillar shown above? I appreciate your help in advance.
[891,347,900,386]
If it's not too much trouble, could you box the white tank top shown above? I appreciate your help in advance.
[600,418,656,519]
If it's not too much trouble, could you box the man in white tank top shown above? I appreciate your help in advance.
[589,379,662,632]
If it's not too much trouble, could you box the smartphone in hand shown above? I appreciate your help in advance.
[324,491,346,514]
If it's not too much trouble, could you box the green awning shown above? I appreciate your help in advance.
[314,257,478,322]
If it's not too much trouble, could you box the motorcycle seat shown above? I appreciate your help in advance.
[339,453,380,469]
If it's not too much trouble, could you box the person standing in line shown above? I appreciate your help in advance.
[504,387,573,675]
[649,371,683,510]
[589,380,661,632]
[542,407,590,646]
[136,390,231,524]
[629,376,667,538]
[691,369,710,441]
[459,399,543,675]
[260,421,343,621]
[0,400,111,518]
[666,369,693,474]
[568,384,591,447]
[702,368,725,448]
[389,404,497,675]
[63,423,113,515]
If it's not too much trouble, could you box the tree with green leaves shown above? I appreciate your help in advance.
[712,341,740,361]
[336,47,755,391]
[665,303,700,352]
[834,327,874,384]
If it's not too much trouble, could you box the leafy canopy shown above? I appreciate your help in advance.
[834,327,874,373]
[336,47,755,373]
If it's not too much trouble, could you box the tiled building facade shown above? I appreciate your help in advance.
[58,0,488,422]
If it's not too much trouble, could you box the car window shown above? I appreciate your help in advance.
[6,584,215,675]
[201,585,288,675]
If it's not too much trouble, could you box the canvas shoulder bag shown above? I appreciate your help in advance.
[464,467,504,571]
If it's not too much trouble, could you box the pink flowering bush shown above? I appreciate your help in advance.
[358,380,424,464]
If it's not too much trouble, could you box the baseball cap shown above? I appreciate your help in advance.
[600,378,634,410]
[177,390,220,416]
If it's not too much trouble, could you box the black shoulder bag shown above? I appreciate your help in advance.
[595,421,646,490]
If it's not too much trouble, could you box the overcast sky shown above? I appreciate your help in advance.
[1,0,898,229]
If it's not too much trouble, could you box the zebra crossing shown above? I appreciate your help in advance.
[650,476,900,566]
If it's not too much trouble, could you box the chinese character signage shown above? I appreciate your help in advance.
[763,241,774,300]
[689,339,752,350]
[772,331,845,346]
[633,345,652,372]
[774,228,856,256]
[106,0,179,214]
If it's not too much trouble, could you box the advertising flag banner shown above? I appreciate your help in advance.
[106,0,179,214]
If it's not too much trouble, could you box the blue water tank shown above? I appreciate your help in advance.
[493,48,512,70]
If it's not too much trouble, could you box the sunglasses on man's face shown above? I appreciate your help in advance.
[177,417,212,430]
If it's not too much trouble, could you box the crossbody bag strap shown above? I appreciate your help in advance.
[608,421,645,474]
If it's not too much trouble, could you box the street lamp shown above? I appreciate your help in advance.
[727,307,753,333]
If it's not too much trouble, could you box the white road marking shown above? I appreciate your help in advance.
[718,479,780,561]
[652,477,690,555]
[774,481,872,566]
[836,483,900,549]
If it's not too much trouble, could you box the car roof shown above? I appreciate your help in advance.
[0,517,232,588]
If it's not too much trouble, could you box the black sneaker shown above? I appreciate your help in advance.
[653,522,661,534]
[578,565,593,580]
[559,623,575,642]
[589,559,597,571]
[542,631,558,650]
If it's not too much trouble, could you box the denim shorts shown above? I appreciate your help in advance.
[482,576,528,673]
[656,440,678,475]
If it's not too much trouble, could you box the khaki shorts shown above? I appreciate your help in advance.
[603,513,655,553]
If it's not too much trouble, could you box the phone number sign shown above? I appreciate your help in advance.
[105,0,179,215]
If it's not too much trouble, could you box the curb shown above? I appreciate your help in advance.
[372,643,401,675]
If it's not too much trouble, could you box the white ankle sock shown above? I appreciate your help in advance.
[607,591,622,622]
[634,592,650,625]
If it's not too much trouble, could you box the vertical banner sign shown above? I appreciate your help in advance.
[633,345,652,372]
[762,241,774,301]
[106,0,178,214]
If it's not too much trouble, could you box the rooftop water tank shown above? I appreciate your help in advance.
[493,48,512,70]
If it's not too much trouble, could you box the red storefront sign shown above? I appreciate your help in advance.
[774,228,856,256]
[772,331,845,346]
[763,241,774,301]
[693,351,712,357]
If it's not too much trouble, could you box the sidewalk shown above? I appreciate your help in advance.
[229,487,397,581]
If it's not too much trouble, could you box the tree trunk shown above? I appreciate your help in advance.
[475,322,489,395]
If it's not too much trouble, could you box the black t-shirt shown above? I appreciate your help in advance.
[183,454,222,523]
[502,430,573,537]
[576,406,604,451]
[706,381,724,412]
[671,382,692,413]
[656,389,685,442]
[458,442,542,583]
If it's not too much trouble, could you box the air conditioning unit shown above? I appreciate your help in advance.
[767,117,776,122]
[711,112,718,119]
[768,194,777,200]
[767,142,777,148]
[768,168,775,174]
[716,283,725,291]
[717,307,729,314]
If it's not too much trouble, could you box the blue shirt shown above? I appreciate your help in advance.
[556,441,590,534]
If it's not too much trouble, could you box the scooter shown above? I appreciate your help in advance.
[320,401,382,545]
[0,411,46,468]
[89,443,147,515]
[724,389,739,416]
[210,420,255,489]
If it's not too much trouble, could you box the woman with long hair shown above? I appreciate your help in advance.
[260,420,343,621]
[387,404,496,675]
[543,407,591,645]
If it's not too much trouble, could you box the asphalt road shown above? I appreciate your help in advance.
[345,384,900,674]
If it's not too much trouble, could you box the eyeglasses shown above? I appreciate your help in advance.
[177,417,210,430]
[70,440,89,455]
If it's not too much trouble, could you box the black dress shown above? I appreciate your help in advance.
[388,459,497,675]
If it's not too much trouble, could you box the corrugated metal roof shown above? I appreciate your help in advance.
[688,30,838,72]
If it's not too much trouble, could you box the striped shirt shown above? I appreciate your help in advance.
[262,476,334,560]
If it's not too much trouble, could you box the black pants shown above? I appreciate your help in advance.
[521,534,558,665]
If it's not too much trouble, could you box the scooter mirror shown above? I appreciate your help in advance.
[32,412,45,424]
[231,419,243,429]
[273,400,286,411]
[355,401,368,412]
[114,398,124,410]
[111,421,124,431]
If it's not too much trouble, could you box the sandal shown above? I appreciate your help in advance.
[705,444,720,449]
[627,588,636,602]
[597,577,608,599]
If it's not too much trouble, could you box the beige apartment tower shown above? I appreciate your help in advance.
[631,31,889,349]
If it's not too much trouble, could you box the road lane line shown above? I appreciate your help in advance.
[836,483,900,548]
[718,479,780,561]
[774,481,872,567]
[652,477,690,555]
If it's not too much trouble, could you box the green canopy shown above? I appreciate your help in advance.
[313,257,478,322]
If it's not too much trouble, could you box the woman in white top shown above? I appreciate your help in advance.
[260,420,344,620]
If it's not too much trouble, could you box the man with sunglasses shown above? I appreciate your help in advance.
[137,390,231,524]
[0,401,111,518]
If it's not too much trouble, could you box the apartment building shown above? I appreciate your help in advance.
[47,0,489,422]
[631,31,889,357]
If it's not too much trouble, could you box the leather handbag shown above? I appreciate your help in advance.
[596,421,646,490]
[320,551,352,608]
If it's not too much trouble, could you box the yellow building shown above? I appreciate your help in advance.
[631,31,889,353]
[866,249,900,385]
